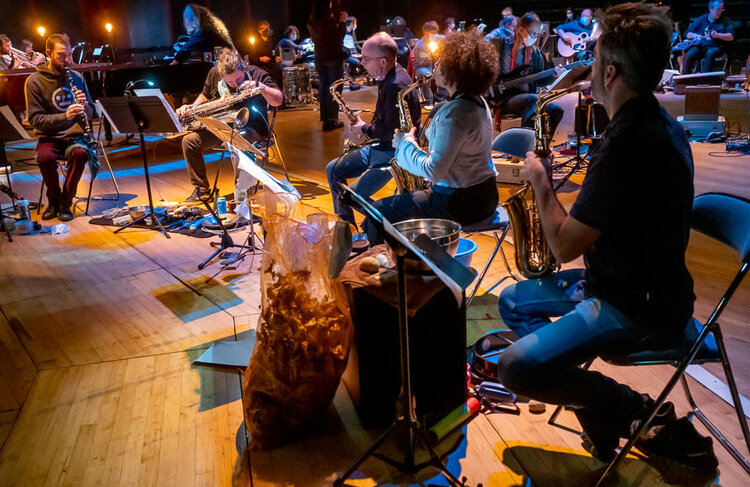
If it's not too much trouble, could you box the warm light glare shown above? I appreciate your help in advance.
[37,26,46,37]
[428,41,438,53]
[249,37,256,45]
[105,23,113,33]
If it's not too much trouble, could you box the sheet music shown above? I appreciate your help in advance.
[228,144,300,197]
[0,106,31,141]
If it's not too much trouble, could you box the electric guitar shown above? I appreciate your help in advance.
[486,53,594,103]
[557,21,600,58]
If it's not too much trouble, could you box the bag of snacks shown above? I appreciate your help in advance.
[242,191,353,449]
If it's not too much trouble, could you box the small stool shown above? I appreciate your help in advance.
[37,159,95,216]
[462,205,516,306]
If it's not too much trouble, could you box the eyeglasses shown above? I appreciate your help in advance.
[361,55,386,64]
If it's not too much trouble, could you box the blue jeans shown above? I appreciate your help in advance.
[326,144,394,225]
[497,269,649,412]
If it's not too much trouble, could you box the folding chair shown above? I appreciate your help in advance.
[462,207,514,306]
[585,192,750,485]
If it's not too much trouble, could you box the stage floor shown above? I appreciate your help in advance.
[1,88,749,486]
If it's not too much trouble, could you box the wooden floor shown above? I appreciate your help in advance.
[1,88,749,486]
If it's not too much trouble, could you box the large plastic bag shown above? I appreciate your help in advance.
[242,191,353,449]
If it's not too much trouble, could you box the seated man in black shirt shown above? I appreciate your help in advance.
[176,48,283,203]
[326,32,420,226]
[496,2,718,471]
[681,0,735,74]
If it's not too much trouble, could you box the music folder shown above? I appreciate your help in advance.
[0,106,31,142]
[96,96,182,135]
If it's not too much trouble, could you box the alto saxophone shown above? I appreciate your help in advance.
[389,76,431,193]
[329,76,371,151]
[501,81,590,278]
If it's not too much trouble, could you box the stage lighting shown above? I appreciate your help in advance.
[105,23,113,33]
[428,40,438,53]
[249,36,256,45]
[37,26,46,37]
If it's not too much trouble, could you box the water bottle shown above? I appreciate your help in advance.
[216,196,227,214]
[17,199,30,221]
[234,179,247,204]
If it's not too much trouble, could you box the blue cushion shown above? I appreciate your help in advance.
[692,193,750,262]
[492,128,536,158]
[462,206,510,233]
[604,318,720,366]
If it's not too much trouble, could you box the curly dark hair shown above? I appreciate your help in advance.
[437,32,498,97]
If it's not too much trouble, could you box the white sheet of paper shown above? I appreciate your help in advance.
[228,145,300,197]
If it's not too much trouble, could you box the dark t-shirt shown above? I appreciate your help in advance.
[200,64,277,115]
[362,65,420,150]
[686,13,735,49]
[569,94,695,331]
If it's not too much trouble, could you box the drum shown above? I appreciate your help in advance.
[282,65,312,105]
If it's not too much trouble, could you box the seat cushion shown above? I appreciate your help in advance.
[604,318,720,366]
[462,206,510,233]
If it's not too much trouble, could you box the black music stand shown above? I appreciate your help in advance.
[334,183,474,487]
[98,96,182,238]
[0,105,32,213]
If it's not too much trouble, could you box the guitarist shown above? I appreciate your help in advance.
[681,1,734,74]
[496,13,564,136]
[556,8,599,60]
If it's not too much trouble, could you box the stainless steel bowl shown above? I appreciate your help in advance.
[128,205,148,220]
[386,218,461,270]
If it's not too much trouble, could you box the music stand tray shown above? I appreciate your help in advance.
[98,96,182,238]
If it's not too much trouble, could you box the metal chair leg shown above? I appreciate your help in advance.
[467,227,506,306]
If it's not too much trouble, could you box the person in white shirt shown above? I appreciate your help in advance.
[361,32,500,243]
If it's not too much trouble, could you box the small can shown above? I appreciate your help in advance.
[17,199,30,220]
[216,196,227,214]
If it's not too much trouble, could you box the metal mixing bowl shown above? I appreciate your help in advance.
[386,218,461,270]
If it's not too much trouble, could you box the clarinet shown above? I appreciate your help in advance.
[64,67,96,146]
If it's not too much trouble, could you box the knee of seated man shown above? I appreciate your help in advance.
[497,283,520,318]
[69,147,89,162]
[496,343,543,394]
[182,132,200,151]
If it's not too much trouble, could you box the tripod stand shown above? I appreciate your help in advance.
[335,185,474,487]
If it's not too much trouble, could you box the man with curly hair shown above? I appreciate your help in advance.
[361,32,500,244]
[496,2,718,472]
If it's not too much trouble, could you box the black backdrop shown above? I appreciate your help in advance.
[0,0,747,53]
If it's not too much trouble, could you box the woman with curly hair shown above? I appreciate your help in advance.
[362,31,500,244]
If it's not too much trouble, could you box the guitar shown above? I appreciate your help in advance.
[672,30,713,52]
[486,54,594,103]
[557,22,600,58]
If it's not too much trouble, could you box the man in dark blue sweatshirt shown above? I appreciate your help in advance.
[25,33,95,221]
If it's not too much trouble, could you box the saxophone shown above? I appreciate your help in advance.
[500,81,590,278]
[329,76,371,151]
[389,76,431,193]
[179,85,265,131]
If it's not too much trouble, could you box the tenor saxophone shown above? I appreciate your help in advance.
[329,76,371,152]
[389,76,431,193]
[501,81,590,278]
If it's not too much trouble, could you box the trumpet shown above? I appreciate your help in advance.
[329,76,372,152]
[8,46,38,69]
[499,81,590,278]
[389,75,431,193]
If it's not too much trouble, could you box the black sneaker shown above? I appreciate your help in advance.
[181,187,212,205]
[322,120,344,131]
[42,203,59,220]
[58,206,74,222]
[636,416,719,473]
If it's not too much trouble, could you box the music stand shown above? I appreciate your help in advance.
[334,183,474,487]
[98,96,183,238]
[0,105,32,212]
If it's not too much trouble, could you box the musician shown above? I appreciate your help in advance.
[443,17,456,36]
[172,4,234,65]
[176,49,282,204]
[24,33,95,222]
[564,8,576,22]
[275,26,312,64]
[387,16,416,66]
[681,1,735,74]
[343,17,363,86]
[308,0,348,131]
[0,35,16,70]
[497,13,563,136]
[20,40,46,65]
[413,21,443,104]
[502,7,514,19]
[497,2,717,469]
[484,16,518,42]
[556,8,598,59]
[361,32,499,244]
[326,32,420,226]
